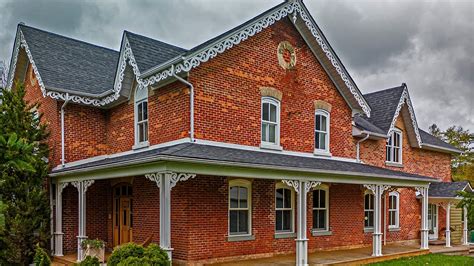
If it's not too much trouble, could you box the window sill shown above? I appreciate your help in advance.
[385,161,403,168]
[311,230,332,236]
[388,227,401,232]
[132,141,150,150]
[260,143,283,151]
[313,150,332,157]
[364,228,374,233]
[274,232,296,239]
[227,235,255,242]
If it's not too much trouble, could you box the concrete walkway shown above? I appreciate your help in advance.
[213,243,426,265]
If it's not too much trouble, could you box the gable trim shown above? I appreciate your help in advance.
[139,0,371,117]
[7,27,119,106]
[113,34,142,100]
[389,85,422,147]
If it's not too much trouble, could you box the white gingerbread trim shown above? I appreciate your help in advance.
[145,171,196,189]
[140,0,371,117]
[113,34,142,98]
[71,180,95,193]
[387,85,422,147]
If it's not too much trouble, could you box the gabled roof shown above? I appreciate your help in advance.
[429,181,472,198]
[353,84,460,153]
[419,129,461,153]
[51,142,437,184]
[138,0,372,117]
[8,25,119,97]
[124,31,186,73]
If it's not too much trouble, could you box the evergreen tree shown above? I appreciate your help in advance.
[0,83,50,265]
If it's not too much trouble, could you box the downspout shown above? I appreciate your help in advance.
[356,133,370,163]
[383,195,387,245]
[171,65,195,142]
[61,93,70,167]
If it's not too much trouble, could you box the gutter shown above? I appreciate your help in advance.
[47,85,114,98]
[420,143,462,154]
[171,65,195,142]
[61,93,70,167]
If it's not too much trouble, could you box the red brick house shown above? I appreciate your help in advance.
[5,0,471,265]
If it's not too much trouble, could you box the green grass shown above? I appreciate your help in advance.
[370,254,474,265]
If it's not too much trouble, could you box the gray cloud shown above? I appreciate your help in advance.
[0,0,472,132]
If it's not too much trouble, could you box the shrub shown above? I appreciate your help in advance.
[33,244,51,266]
[76,256,99,266]
[107,243,144,266]
[81,238,105,249]
[108,242,170,266]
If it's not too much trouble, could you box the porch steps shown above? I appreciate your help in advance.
[326,249,429,266]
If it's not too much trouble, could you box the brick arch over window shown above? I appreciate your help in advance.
[314,100,332,113]
[260,87,283,101]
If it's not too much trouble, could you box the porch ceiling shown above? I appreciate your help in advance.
[51,143,436,187]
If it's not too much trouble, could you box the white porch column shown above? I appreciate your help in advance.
[145,172,196,262]
[283,180,321,266]
[364,184,390,257]
[441,202,452,247]
[72,180,94,261]
[463,206,469,245]
[53,182,68,257]
[416,186,429,249]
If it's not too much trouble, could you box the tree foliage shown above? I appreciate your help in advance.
[0,83,50,265]
[429,124,474,181]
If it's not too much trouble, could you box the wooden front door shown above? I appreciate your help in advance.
[113,184,133,247]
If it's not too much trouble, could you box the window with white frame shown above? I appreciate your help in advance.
[386,129,402,163]
[229,179,251,236]
[261,97,280,146]
[315,110,329,152]
[388,192,399,228]
[275,183,294,233]
[364,192,374,229]
[134,85,148,146]
[313,185,329,231]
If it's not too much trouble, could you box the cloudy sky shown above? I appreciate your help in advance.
[0,0,472,132]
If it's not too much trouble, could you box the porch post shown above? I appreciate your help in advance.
[416,186,429,249]
[72,180,94,261]
[283,180,320,266]
[364,184,390,257]
[463,206,469,245]
[145,172,196,262]
[445,202,451,247]
[53,182,68,256]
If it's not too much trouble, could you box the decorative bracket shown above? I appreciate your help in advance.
[71,180,95,193]
[283,180,321,194]
[58,182,69,194]
[145,172,196,190]
[363,184,391,195]
[437,202,454,210]
[415,185,429,197]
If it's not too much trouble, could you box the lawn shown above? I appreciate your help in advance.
[370,254,474,265]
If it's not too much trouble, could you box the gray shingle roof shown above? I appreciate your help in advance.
[363,85,405,133]
[354,85,457,152]
[419,129,459,151]
[20,25,119,95]
[52,143,436,182]
[125,31,186,73]
[429,181,471,198]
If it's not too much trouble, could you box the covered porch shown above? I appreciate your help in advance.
[50,143,437,265]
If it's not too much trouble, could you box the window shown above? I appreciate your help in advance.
[386,129,402,163]
[134,85,148,147]
[313,185,329,231]
[364,192,374,229]
[275,183,294,233]
[388,192,399,228]
[261,97,280,146]
[315,110,330,152]
[229,180,251,236]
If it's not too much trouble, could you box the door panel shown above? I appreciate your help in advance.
[113,185,133,247]
[428,204,438,240]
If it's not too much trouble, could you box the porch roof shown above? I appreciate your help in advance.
[51,143,437,184]
[429,181,472,198]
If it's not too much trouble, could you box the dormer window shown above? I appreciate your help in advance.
[386,129,402,164]
[134,85,149,148]
[314,110,330,153]
[261,97,280,148]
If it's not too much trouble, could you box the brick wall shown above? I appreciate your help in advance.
[190,18,356,158]
[360,113,452,182]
